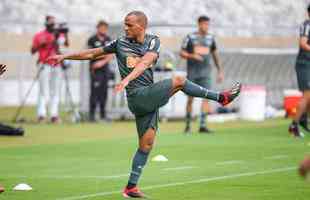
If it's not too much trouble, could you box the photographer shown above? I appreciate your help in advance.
[31,15,63,124]
[87,20,113,122]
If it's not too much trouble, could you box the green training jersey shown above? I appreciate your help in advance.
[181,32,216,79]
[297,19,310,63]
[102,34,161,95]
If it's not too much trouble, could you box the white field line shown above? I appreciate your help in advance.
[215,160,245,165]
[264,155,289,160]
[4,174,129,179]
[163,166,197,171]
[56,166,296,200]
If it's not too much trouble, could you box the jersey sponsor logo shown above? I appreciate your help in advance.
[126,56,142,68]
[194,45,210,55]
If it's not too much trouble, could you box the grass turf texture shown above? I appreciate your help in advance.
[0,108,309,199]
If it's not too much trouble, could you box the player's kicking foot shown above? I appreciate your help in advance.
[123,186,145,198]
[0,185,4,193]
[289,122,304,138]
[219,82,241,106]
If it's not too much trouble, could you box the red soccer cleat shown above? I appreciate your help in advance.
[122,186,145,198]
[219,82,241,106]
[0,185,4,193]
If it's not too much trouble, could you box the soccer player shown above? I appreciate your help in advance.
[48,11,241,198]
[289,4,310,137]
[180,15,224,134]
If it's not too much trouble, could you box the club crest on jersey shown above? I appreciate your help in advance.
[95,41,102,47]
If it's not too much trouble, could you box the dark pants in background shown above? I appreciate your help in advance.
[89,69,109,121]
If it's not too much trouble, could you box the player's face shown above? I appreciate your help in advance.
[97,25,108,36]
[124,15,144,39]
[198,21,209,34]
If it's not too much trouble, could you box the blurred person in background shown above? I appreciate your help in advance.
[87,20,113,122]
[180,15,224,134]
[289,4,310,137]
[31,15,63,124]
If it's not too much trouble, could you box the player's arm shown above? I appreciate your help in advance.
[48,39,117,64]
[180,50,203,61]
[47,47,107,64]
[179,35,203,62]
[211,49,222,71]
[210,39,224,83]
[114,52,158,92]
[300,36,310,51]
[0,64,7,76]
[91,54,114,70]
[299,22,310,51]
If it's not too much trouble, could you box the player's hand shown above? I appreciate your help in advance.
[217,70,224,83]
[191,54,204,62]
[46,55,65,65]
[114,79,129,93]
[0,64,7,76]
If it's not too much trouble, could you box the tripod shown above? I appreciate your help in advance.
[12,65,44,123]
[62,67,81,123]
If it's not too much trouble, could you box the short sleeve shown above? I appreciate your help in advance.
[300,21,310,37]
[211,36,217,52]
[102,39,117,54]
[147,37,161,55]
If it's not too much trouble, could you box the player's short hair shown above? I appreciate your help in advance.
[198,15,210,23]
[126,11,148,28]
[308,4,310,13]
[97,20,109,28]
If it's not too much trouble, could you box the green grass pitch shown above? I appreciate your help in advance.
[0,112,310,199]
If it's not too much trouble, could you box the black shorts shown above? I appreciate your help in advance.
[296,60,310,91]
[127,79,173,137]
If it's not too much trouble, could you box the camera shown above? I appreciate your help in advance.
[54,22,69,37]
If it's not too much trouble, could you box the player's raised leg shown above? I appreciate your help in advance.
[170,75,241,106]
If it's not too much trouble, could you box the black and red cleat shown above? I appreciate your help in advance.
[219,82,241,106]
[0,185,4,193]
[289,122,304,138]
[123,186,145,198]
